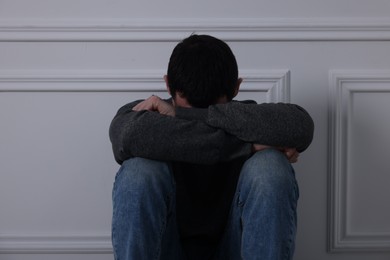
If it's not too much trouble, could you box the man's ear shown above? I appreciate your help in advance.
[164,75,171,95]
[233,78,243,98]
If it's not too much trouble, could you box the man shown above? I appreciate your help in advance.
[109,34,314,260]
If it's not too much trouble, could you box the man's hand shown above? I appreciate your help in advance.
[281,147,299,163]
[132,95,175,116]
[252,144,300,163]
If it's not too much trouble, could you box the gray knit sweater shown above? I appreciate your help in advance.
[109,99,314,259]
[109,99,314,165]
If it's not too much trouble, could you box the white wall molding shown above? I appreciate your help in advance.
[0,70,166,91]
[1,18,390,41]
[328,70,390,252]
[0,234,112,254]
[0,69,290,102]
[240,70,290,103]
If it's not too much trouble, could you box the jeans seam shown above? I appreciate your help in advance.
[155,189,174,260]
[284,177,298,260]
[283,207,294,260]
[155,218,166,259]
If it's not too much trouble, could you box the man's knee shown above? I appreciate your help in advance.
[240,149,296,192]
[114,157,174,197]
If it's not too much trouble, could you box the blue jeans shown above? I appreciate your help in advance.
[112,149,299,260]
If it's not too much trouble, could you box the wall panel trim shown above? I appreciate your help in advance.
[0,234,112,254]
[0,69,290,102]
[328,70,390,252]
[0,70,166,91]
[1,18,390,41]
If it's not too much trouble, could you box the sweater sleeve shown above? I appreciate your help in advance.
[109,100,252,165]
[206,102,314,152]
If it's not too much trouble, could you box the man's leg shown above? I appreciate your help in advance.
[216,149,299,260]
[112,157,182,260]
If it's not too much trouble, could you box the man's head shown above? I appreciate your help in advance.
[165,34,241,108]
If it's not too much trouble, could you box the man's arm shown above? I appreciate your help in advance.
[207,102,314,152]
[176,101,314,153]
[110,97,314,164]
[109,99,252,165]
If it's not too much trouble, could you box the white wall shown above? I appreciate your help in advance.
[1,1,390,259]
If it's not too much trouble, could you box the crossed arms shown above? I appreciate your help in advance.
[109,96,314,165]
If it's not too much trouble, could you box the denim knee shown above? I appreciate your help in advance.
[113,157,175,200]
[238,149,297,197]
[111,158,178,260]
[233,149,299,260]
